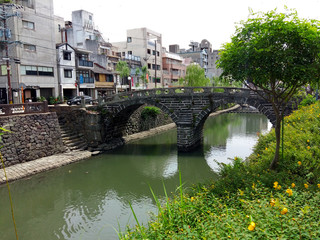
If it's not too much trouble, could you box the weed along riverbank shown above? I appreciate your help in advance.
[119,102,320,239]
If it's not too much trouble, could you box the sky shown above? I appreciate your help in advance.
[53,0,320,50]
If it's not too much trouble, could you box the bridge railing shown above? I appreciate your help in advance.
[0,101,49,116]
[100,87,261,103]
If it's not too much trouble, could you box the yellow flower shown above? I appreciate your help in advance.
[248,222,256,231]
[304,183,309,189]
[265,147,268,151]
[281,208,288,215]
[317,184,320,189]
[307,146,311,150]
[252,183,256,189]
[270,199,275,207]
[298,161,302,166]
[273,181,279,189]
[307,139,310,143]
[291,183,295,188]
[286,189,293,196]
[190,197,195,202]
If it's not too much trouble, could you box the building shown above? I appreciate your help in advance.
[112,28,162,89]
[207,50,223,79]
[162,51,186,87]
[0,0,58,103]
[169,39,222,79]
[56,42,77,99]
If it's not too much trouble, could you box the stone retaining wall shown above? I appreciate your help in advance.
[0,112,66,168]
[124,105,173,135]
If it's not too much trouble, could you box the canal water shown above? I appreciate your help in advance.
[0,113,270,240]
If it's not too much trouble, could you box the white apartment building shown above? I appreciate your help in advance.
[113,28,163,89]
[0,0,58,103]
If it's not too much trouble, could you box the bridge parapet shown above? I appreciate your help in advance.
[101,87,262,104]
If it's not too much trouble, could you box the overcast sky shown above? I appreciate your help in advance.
[53,0,320,50]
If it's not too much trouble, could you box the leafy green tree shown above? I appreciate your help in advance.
[116,61,130,88]
[218,8,320,169]
[179,64,210,87]
[135,68,140,87]
[140,65,149,89]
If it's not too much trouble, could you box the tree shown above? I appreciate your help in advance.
[116,61,130,89]
[218,8,320,169]
[140,65,149,89]
[179,64,210,87]
[135,68,140,87]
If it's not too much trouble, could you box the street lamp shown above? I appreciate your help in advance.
[154,39,157,89]
[128,76,132,92]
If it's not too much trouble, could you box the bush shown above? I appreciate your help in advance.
[141,106,160,120]
[299,94,316,107]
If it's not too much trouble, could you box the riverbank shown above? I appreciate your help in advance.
[0,150,92,185]
[0,104,241,185]
[120,102,320,239]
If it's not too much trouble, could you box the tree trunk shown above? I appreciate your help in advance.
[270,114,281,170]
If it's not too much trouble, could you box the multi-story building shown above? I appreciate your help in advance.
[112,28,162,89]
[56,42,77,99]
[207,50,223,79]
[169,39,223,79]
[0,0,58,103]
[162,51,186,87]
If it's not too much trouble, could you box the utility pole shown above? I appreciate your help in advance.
[2,5,12,103]
[1,3,21,104]
[154,39,157,89]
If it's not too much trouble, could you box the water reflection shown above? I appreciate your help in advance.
[0,113,270,240]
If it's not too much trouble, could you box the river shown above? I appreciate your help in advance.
[0,113,271,240]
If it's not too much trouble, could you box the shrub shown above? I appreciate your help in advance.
[299,94,316,107]
[141,106,160,120]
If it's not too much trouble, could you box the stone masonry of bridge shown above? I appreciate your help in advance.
[99,87,298,152]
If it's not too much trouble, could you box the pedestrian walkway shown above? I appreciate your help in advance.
[0,150,92,185]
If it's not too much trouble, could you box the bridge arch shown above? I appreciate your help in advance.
[100,87,297,152]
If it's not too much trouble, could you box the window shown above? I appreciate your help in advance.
[148,63,151,69]
[122,52,125,56]
[64,69,72,78]
[38,67,54,76]
[22,20,35,30]
[157,51,160,57]
[0,65,8,76]
[147,49,151,54]
[128,51,132,55]
[20,65,53,76]
[63,51,72,60]
[152,50,156,56]
[89,15,92,20]
[24,44,36,51]
[127,37,132,43]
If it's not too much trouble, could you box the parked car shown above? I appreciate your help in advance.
[67,95,92,105]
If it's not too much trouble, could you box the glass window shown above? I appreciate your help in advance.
[22,20,35,30]
[147,49,151,54]
[24,44,36,51]
[127,37,132,43]
[64,69,72,78]
[39,67,53,76]
[63,51,71,60]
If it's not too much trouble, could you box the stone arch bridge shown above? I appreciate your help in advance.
[99,87,297,152]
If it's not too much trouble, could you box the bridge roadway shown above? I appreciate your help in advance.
[98,87,296,152]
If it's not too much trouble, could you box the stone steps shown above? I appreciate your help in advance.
[59,122,88,151]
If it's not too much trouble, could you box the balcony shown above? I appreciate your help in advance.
[77,59,94,68]
[80,77,94,83]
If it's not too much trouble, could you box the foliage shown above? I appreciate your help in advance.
[116,61,130,85]
[299,94,316,107]
[48,96,62,105]
[36,96,46,102]
[141,106,160,120]
[120,103,320,239]
[140,65,149,88]
[179,64,210,87]
[218,8,320,169]
[213,76,242,88]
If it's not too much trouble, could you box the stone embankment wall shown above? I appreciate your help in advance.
[124,105,173,135]
[0,112,66,168]
[51,105,173,151]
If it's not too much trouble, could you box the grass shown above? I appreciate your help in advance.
[119,101,320,239]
